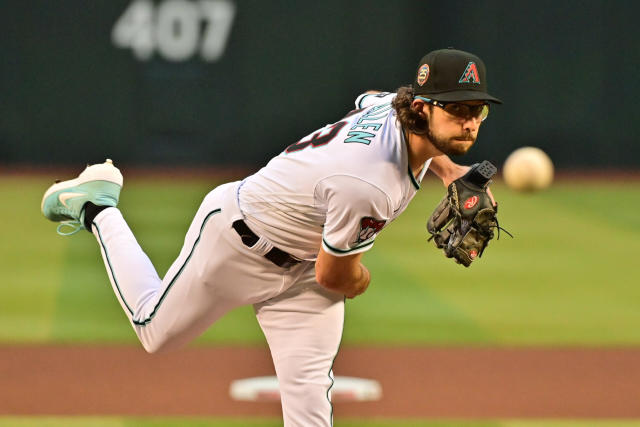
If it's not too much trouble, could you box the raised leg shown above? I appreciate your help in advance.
[92,183,286,353]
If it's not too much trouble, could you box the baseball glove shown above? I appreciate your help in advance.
[427,161,506,267]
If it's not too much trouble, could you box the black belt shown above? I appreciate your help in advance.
[232,220,301,269]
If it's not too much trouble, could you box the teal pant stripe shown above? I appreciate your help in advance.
[327,296,346,426]
[94,208,222,326]
[94,222,135,317]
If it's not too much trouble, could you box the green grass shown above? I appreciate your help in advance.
[347,181,640,345]
[1,175,639,345]
[0,418,639,427]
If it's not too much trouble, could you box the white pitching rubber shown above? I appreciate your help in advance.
[229,375,382,402]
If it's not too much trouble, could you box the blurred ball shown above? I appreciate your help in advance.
[502,147,554,192]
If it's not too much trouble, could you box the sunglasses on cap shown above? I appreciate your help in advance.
[415,96,490,122]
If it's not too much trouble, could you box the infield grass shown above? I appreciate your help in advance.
[1,174,639,346]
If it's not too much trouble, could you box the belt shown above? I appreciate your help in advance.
[232,220,301,269]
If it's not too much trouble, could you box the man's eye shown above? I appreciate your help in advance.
[470,106,483,115]
[446,104,464,115]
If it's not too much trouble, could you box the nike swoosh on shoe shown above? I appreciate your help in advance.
[59,192,87,208]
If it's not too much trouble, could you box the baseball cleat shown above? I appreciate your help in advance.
[41,159,123,235]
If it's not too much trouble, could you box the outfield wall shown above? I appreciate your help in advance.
[0,0,637,168]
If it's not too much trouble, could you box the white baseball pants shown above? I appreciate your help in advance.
[91,181,345,426]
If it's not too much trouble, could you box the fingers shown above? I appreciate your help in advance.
[346,265,370,299]
[486,186,497,207]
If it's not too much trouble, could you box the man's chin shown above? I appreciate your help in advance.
[428,131,475,156]
[445,139,474,156]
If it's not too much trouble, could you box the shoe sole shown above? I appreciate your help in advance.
[41,161,123,211]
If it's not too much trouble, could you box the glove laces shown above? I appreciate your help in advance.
[492,218,513,239]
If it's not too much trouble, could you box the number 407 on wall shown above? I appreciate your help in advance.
[112,0,236,62]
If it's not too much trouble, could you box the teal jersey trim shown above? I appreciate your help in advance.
[322,237,374,254]
[408,164,421,190]
[400,123,421,190]
[95,208,222,326]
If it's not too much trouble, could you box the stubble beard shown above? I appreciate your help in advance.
[425,119,476,156]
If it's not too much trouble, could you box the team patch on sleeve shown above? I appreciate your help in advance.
[355,216,386,244]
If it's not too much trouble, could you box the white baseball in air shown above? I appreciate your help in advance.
[502,147,554,192]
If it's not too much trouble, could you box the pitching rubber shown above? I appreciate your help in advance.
[229,376,382,402]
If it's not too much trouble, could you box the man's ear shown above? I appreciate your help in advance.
[411,99,427,119]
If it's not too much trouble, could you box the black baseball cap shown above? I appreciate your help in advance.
[412,48,502,104]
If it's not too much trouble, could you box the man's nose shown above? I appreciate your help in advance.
[462,116,481,131]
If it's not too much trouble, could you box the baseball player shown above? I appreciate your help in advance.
[41,48,501,426]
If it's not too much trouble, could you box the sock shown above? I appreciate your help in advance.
[83,202,110,231]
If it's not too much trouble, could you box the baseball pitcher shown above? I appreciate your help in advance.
[41,48,502,426]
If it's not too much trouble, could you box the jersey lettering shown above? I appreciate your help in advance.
[285,121,347,153]
[364,103,393,117]
[343,103,393,145]
[344,131,375,144]
[351,123,382,131]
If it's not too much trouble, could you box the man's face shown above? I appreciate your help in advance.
[421,100,485,156]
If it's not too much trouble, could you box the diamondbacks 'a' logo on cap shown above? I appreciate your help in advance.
[416,64,430,86]
[459,61,481,84]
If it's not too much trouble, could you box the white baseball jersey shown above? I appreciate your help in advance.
[78,91,434,427]
[238,92,431,260]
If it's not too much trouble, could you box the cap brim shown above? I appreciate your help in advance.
[427,90,503,104]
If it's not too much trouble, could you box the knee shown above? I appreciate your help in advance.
[138,329,178,354]
[141,338,169,354]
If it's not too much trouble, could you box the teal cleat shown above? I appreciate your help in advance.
[41,159,123,235]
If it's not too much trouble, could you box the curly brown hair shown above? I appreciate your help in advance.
[391,85,430,135]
